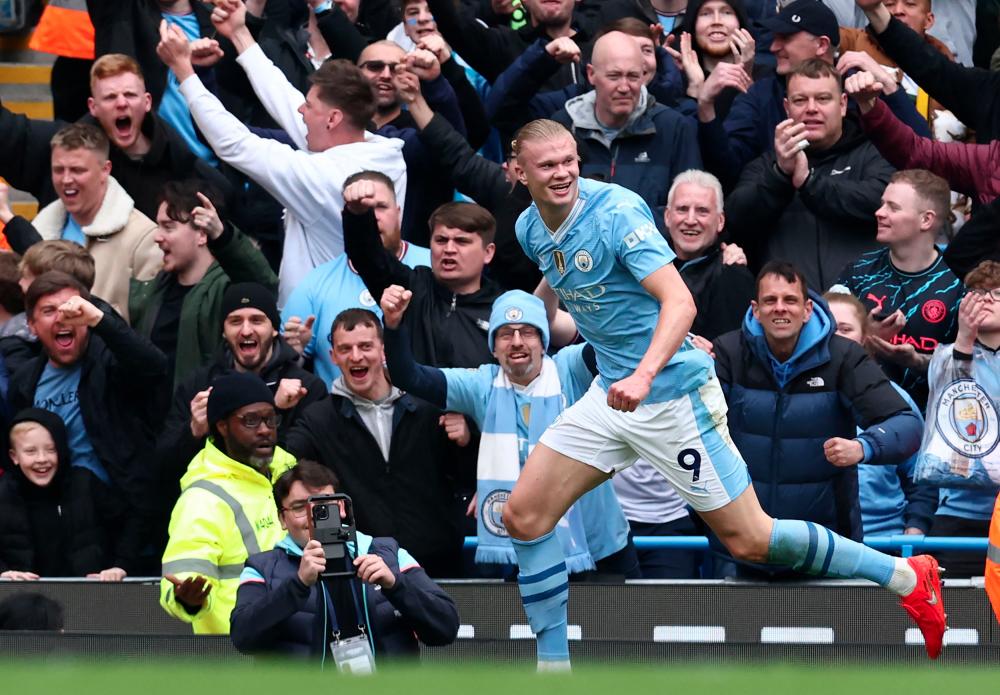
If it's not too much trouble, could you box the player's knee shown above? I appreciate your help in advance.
[718,530,770,564]
[502,498,548,542]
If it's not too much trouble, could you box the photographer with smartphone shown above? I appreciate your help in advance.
[230,461,459,664]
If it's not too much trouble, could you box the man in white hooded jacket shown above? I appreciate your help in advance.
[155,0,407,306]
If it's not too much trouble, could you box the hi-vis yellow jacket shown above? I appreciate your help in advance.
[987,492,1000,625]
[159,439,296,634]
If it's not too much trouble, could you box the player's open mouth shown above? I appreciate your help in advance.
[54,330,74,348]
[550,182,572,194]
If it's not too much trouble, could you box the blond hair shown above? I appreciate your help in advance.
[511,119,573,159]
[9,421,44,447]
[90,53,144,92]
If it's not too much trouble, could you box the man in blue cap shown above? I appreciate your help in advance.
[379,284,636,578]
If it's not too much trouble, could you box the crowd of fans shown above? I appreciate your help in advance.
[0,0,999,645]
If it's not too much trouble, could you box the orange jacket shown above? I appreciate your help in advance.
[987,491,1000,624]
[28,0,95,60]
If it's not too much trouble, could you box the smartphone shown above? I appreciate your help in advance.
[308,493,358,578]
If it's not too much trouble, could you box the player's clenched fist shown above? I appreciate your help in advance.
[343,180,379,215]
[607,372,652,412]
[380,284,412,329]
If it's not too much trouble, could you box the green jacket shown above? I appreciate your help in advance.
[129,225,278,389]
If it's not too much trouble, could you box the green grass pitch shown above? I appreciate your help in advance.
[2,662,996,695]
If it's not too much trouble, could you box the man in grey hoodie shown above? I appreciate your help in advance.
[285,308,467,578]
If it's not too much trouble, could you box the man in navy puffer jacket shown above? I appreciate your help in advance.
[230,462,459,661]
[712,261,922,550]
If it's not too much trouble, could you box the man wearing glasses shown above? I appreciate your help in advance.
[230,461,459,660]
[160,372,298,634]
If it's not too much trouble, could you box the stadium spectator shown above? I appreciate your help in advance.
[839,0,956,134]
[344,190,502,369]
[484,20,684,139]
[697,0,927,187]
[129,180,277,392]
[156,283,325,519]
[410,93,539,292]
[668,0,766,120]
[942,195,1000,282]
[711,262,923,567]
[920,262,1000,577]
[0,53,232,220]
[1,123,162,323]
[381,287,637,578]
[282,171,429,389]
[285,308,466,578]
[533,31,701,217]
[160,372,297,634]
[8,272,167,571]
[0,241,99,378]
[0,408,138,580]
[846,69,999,204]
[853,0,999,146]
[665,170,755,340]
[156,4,406,305]
[724,59,894,290]
[831,170,962,409]
[230,461,459,659]
[822,291,937,539]
[424,0,593,86]
[354,39,468,244]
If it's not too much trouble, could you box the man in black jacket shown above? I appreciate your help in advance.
[285,309,466,578]
[725,59,894,290]
[426,0,592,86]
[344,180,502,369]
[230,461,459,660]
[155,282,326,522]
[665,170,755,340]
[8,271,168,571]
[0,54,231,220]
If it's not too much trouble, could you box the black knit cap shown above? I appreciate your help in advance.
[206,372,276,426]
[220,282,280,330]
[9,408,72,476]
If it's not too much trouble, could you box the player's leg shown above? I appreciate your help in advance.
[503,384,635,670]
[630,377,948,657]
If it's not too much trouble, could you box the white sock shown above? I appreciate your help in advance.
[887,557,918,596]
[537,659,572,674]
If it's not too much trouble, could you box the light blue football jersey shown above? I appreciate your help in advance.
[515,178,712,404]
[281,241,430,389]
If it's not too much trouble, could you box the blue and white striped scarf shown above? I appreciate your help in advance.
[476,356,595,572]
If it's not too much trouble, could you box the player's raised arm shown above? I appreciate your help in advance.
[607,264,696,412]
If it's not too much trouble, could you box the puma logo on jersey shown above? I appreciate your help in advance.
[831,166,852,176]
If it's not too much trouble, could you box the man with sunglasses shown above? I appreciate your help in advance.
[159,372,298,634]
[156,283,326,525]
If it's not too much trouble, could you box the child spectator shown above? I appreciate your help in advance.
[0,408,138,581]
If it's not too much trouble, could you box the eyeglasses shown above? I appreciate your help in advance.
[235,412,279,430]
[970,288,1000,301]
[494,325,541,342]
[359,60,399,74]
[281,500,309,519]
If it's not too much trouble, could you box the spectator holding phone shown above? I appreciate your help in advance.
[230,461,458,660]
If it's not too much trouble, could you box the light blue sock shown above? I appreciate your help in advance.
[511,530,570,663]
[767,519,895,586]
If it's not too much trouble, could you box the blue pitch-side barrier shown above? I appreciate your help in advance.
[463,536,989,558]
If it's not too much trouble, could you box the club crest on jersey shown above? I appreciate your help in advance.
[359,289,376,307]
[935,379,1000,457]
[553,250,567,275]
[505,307,523,321]
[481,490,510,537]
[574,250,594,272]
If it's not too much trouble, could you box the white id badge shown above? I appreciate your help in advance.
[330,634,376,675]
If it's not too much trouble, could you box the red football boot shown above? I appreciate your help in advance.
[900,554,947,659]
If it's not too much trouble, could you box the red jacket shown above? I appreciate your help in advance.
[860,98,1000,205]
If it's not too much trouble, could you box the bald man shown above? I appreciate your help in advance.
[551,31,702,219]
[357,41,410,130]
